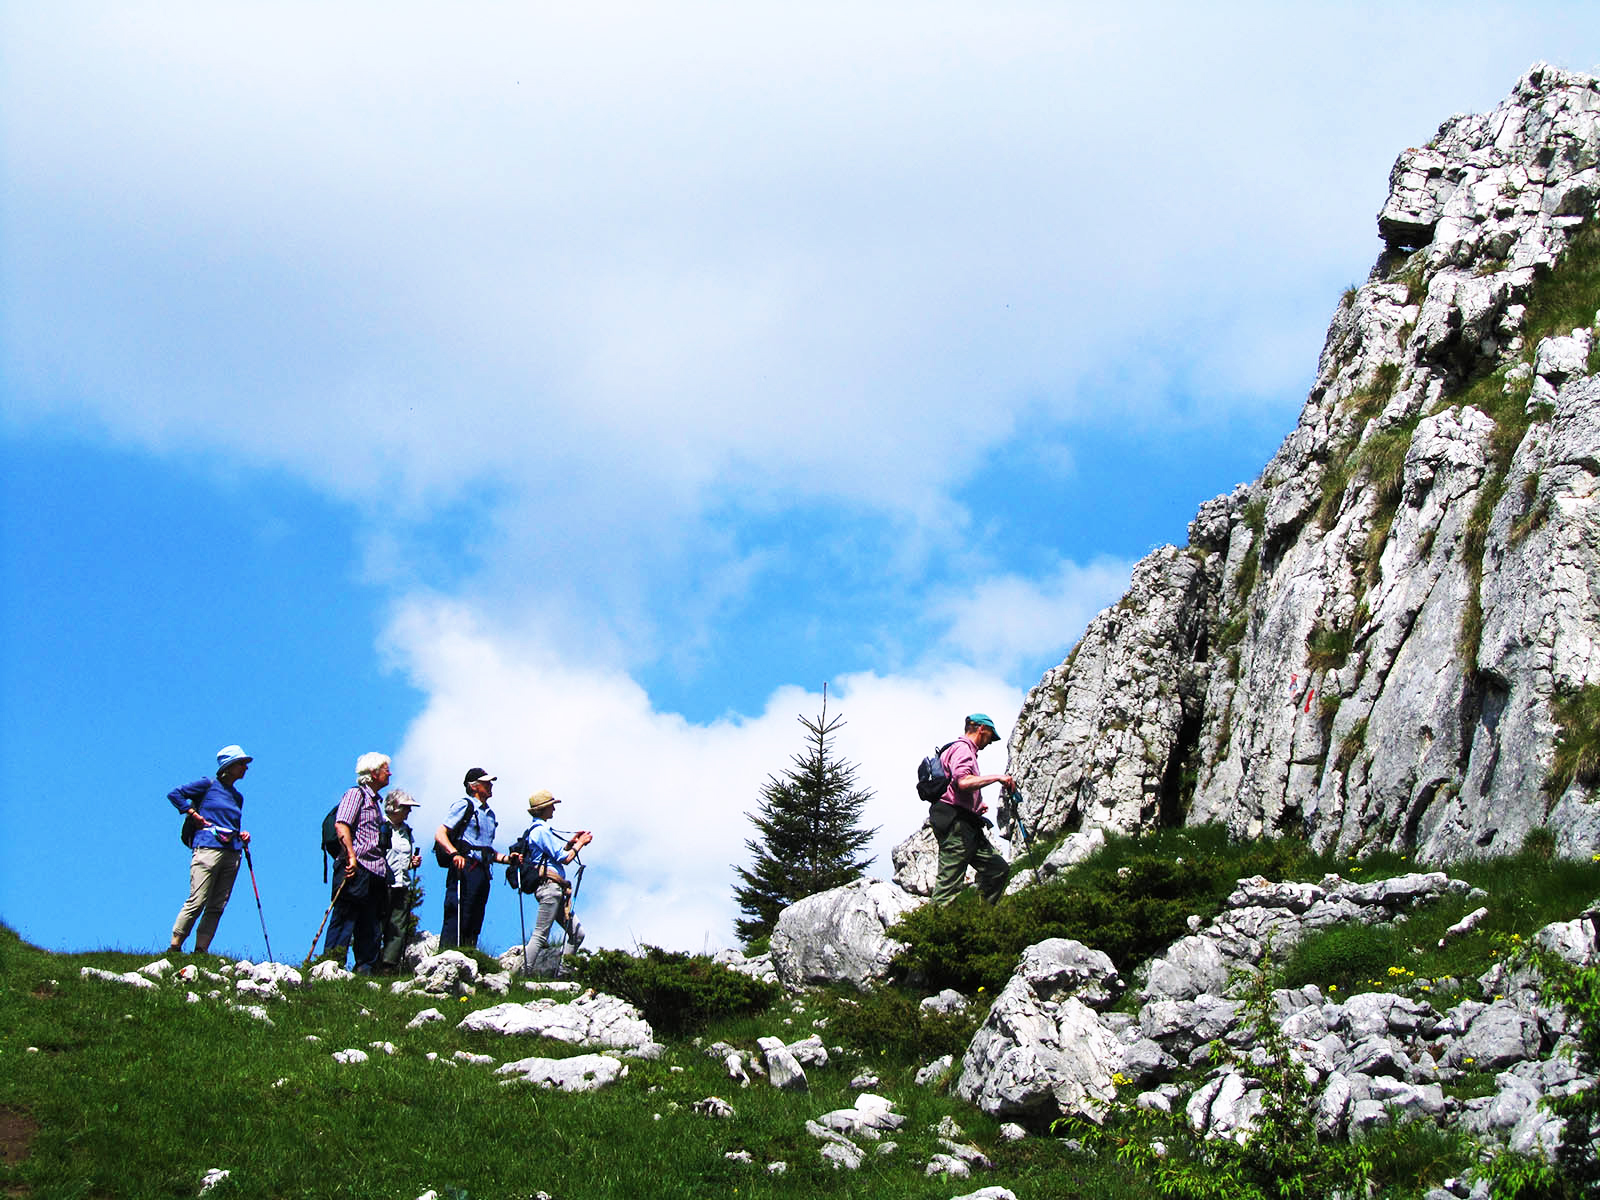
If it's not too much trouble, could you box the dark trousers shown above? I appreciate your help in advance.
[326,868,385,972]
[381,886,411,970]
[441,859,490,949]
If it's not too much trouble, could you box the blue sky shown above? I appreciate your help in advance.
[4,2,1598,960]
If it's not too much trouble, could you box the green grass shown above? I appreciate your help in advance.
[1306,619,1355,671]
[0,927,1125,1200]
[7,831,1600,1198]
[1277,838,1600,999]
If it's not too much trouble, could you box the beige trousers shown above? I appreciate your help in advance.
[170,846,241,952]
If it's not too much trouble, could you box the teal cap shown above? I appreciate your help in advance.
[967,713,999,735]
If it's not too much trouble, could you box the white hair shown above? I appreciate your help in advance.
[355,752,390,785]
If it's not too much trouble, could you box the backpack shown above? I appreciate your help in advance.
[502,834,541,893]
[434,807,476,869]
[916,742,957,803]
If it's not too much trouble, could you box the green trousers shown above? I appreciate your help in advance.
[930,806,1008,905]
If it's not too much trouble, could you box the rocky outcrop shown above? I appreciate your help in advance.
[953,939,1136,1121]
[1011,64,1600,862]
[947,878,1596,1162]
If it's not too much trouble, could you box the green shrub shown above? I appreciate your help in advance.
[1306,620,1354,671]
[1334,716,1369,773]
[1278,922,1402,993]
[1546,684,1600,798]
[1316,451,1355,529]
[569,946,778,1035]
[889,828,1322,994]
[814,984,983,1062]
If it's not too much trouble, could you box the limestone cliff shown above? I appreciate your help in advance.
[1012,64,1600,862]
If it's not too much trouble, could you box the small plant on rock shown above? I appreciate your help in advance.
[1546,684,1600,799]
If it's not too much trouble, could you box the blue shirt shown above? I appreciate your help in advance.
[443,796,498,859]
[168,777,245,852]
[521,818,568,881]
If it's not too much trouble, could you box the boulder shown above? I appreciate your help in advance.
[769,878,923,989]
[757,1036,808,1091]
[495,1053,626,1092]
[458,991,659,1053]
[955,948,1126,1121]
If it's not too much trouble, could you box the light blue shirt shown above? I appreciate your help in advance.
[443,796,498,859]
[522,818,568,881]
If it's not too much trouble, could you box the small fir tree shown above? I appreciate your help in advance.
[733,687,878,948]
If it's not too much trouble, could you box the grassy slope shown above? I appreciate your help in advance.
[0,928,1140,1200]
[3,832,1597,1199]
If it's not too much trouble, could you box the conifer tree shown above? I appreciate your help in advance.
[733,687,878,948]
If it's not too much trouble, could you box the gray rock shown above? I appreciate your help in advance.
[1004,64,1600,866]
[785,1034,829,1068]
[495,1053,627,1092]
[921,989,970,1016]
[924,1153,970,1179]
[1038,828,1108,879]
[1439,1002,1542,1071]
[1138,995,1240,1053]
[1535,915,1599,966]
[458,991,659,1052]
[757,1036,808,1091]
[915,1054,954,1088]
[955,970,1125,1121]
[769,878,923,989]
[815,1093,905,1137]
[1012,937,1123,1007]
[412,950,479,996]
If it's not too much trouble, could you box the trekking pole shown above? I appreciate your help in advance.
[1003,786,1034,855]
[242,845,275,963]
[516,882,528,978]
[303,876,347,971]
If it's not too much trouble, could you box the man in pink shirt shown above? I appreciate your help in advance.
[930,713,1015,905]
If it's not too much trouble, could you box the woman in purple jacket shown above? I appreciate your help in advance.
[167,745,253,954]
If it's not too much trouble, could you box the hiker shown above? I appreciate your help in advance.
[326,752,391,974]
[518,790,591,958]
[929,714,1015,906]
[379,789,422,974]
[167,745,254,954]
[436,767,519,950]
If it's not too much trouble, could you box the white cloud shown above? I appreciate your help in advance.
[9,2,1584,526]
[934,557,1136,678]
[383,596,1022,951]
